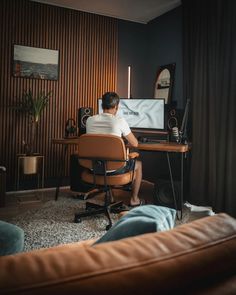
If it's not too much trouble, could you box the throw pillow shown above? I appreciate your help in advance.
[94,205,176,245]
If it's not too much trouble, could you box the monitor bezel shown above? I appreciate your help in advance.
[97,98,166,132]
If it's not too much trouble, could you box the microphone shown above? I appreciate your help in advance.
[172,127,180,143]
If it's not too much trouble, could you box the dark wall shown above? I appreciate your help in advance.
[117,20,148,98]
[147,6,183,108]
[117,6,184,184]
[117,6,183,107]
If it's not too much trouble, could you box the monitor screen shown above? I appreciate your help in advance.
[98,98,165,131]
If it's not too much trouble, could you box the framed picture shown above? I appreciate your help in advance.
[154,63,175,104]
[13,45,59,80]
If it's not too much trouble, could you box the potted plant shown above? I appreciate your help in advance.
[12,89,51,174]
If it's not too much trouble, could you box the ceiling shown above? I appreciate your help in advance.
[31,0,181,24]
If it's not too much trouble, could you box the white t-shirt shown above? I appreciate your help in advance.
[86,113,131,137]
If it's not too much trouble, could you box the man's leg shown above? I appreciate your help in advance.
[130,160,142,206]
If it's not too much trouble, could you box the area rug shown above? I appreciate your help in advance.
[9,195,193,252]
[10,196,120,252]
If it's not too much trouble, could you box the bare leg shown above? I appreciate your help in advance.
[130,160,142,206]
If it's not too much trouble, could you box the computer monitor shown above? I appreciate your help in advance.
[98,98,165,131]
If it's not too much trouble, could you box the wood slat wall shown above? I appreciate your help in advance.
[0,0,118,191]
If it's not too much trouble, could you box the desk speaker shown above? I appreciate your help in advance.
[78,107,93,134]
[165,104,183,142]
[153,179,182,210]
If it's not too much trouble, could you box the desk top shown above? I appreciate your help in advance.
[52,138,80,145]
[52,138,190,153]
[137,142,189,153]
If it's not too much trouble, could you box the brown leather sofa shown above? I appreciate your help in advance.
[1,213,236,295]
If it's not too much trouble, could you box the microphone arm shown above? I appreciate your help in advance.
[179,99,190,144]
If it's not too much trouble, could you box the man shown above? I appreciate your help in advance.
[86,92,144,207]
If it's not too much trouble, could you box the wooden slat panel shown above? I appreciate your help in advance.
[0,0,118,190]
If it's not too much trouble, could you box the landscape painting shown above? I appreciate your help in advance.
[13,45,59,80]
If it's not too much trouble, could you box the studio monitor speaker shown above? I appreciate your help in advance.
[165,104,183,142]
[78,107,93,134]
[153,179,182,210]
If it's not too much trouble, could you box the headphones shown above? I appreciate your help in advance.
[65,118,77,137]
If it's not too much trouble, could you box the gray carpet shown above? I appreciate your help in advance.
[10,196,120,252]
[9,195,201,252]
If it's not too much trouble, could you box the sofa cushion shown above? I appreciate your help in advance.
[0,220,24,256]
[94,205,176,244]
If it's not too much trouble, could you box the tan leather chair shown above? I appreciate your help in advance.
[74,134,139,230]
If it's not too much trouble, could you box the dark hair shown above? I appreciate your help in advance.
[102,92,120,110]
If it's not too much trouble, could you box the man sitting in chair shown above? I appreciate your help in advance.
[86,92,144,207]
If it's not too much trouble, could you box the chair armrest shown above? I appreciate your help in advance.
[128,152,139,159]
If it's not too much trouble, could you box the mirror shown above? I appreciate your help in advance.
[154,63,175,104]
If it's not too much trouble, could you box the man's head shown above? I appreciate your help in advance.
[102,92,120,112]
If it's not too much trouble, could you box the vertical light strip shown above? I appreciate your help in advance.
[128,65,131,98]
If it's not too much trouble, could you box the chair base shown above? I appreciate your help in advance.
[73,188,100,200]
[74,200,128,230]
[75,184,132,200]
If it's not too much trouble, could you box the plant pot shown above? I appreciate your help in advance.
[23,156,38,175]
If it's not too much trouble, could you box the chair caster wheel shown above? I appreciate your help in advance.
[73,193,86,200]
[86,206,92,211]
[74,216,81,223]
[106,224,112,231]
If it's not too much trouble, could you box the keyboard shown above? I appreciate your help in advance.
[138,137,168,144]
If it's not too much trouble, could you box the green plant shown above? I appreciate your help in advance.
[12,89,51,155]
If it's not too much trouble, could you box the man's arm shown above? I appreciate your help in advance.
[124,132,138,147]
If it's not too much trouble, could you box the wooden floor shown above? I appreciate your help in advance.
[0,188,57,221]
[0,180,156,222]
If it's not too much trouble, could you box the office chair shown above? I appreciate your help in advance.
[74,134,139,230]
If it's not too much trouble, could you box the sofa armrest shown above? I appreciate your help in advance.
[1,214,236,294]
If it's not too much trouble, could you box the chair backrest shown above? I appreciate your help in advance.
[78,134,127,171]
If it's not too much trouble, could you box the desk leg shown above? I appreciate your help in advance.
[42,157,44,188]
[166,152,182,220]
[180,153,184,220]
[17,157,20,190]
[55,145,68,201]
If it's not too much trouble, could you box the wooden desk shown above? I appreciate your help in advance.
[52,138,190,219]
[52,138,80,145]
